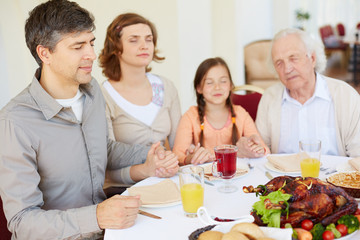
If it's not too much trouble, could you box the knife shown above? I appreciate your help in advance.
[138,210,162,219]
[203,179,215,186]
[265,171,274,180]
[193,173,215,186]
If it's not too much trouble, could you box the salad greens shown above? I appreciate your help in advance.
[252,190,292,228]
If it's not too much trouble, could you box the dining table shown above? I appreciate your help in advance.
[104,154,360,240]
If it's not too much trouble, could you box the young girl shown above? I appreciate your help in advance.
[173,57,269,165]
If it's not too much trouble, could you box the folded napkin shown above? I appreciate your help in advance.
[202,164,248,181]
[267,152,310,172]
[348,157,360,171]
[128,179,181,205]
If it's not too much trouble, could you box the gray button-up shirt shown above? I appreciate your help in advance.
[0,71,148,239]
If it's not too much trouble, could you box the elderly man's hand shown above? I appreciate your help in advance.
[236,135,265,158]
[96,195,141,229]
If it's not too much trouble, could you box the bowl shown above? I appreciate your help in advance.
[326,171,360,198]
[188,225,216,240]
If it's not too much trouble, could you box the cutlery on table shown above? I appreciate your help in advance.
[247,162,254,170]
[325,169,337,175]
[138,210,161,219]
[320,166,329,171]
[203,179,215,186]
[265,171,274,180]
[256,165,274,180]
[193,173,214,186]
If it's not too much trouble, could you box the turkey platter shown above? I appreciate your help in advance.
[243,176,358,228]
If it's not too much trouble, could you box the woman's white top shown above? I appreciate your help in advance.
[102,73,164,126]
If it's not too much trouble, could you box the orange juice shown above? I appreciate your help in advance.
[180,183,204,213]
[300,158,320,177]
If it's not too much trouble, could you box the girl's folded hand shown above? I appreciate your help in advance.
[185,144,215,165]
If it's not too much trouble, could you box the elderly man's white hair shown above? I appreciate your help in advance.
[272,28,327,73]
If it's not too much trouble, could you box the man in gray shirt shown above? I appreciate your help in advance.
[0,0,178,239]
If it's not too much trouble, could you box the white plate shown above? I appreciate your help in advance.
[336,162,357,172]
[264,162,300,174]
[141,200,181,208]
[338,230,359,240]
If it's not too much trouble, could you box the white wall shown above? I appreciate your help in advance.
[1,0,359,111]
[177,0,212,113]
[0,0,38,105]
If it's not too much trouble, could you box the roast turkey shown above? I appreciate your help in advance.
[243,176,358,228]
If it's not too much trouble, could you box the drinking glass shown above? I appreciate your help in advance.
[212,145,238,193]
[178,165,204,217]
[299,140,321,178]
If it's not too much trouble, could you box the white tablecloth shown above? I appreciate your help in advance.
[105,155,360,240]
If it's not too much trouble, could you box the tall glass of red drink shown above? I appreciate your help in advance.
[213,145,238,193]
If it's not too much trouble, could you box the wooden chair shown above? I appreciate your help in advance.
[336,23,345,37]
[0,198,12,240]
[244,40,279,90]
[319,25,349,67]
[231,85,264,121]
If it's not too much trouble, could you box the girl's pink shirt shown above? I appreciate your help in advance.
[173,105,269,165]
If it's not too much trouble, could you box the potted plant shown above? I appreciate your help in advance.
[295,9,310,30]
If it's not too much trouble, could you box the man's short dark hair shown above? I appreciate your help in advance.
[25,0,95,66]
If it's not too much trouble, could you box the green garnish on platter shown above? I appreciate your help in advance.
[252,190,292,228]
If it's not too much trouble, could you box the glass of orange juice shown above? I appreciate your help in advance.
[179,165,204,217]
[299,140,321,178]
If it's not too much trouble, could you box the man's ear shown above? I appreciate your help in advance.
[310,51,316,68]
[36,45,51,65]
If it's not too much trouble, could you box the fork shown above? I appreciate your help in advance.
[247,162,254,170]
[325,169,337,175]
[320,166,329,171]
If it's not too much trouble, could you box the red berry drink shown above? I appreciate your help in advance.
[215,148,237,179]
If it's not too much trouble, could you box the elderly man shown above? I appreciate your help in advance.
[0,0,178,239]
[256,28,360,157]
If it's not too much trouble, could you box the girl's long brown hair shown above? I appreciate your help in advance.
[193,57,238,146]
[98,13,164,81]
